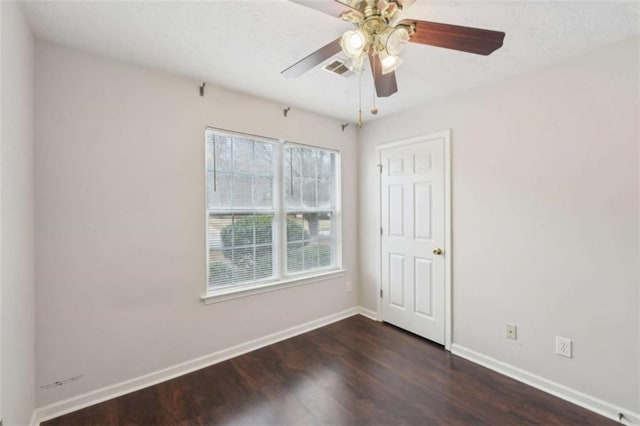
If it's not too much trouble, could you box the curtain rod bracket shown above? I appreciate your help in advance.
[341,123,349,132]
[283,107,291,117]
[199,82,206,97]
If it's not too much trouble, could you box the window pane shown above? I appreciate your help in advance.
[283,144,337,276]
[287,242,332,274]
[255,244,273,280]
[207,137,214,171]
[209,213,275,288]
[318,180,333,209]
[233,247,254,283]
[301,148,316,178]
[287,243,304,273]
[318,151,333,180]
[209,260,233,287]
[287,147,301,178]
[254,143,273,175]
[254,176,273,209]
[233,138,253,173]
[304,244,319,269]
[285,177,301,209]
[318,212,333,239]
[214,136,233,172]
[208,214,233,287]
[255,215,273,245]
[302,179,317,208]
[303,213,318,239]
[208,172,231,210]
[286,214,306,242]
[318,240,332,267]
[230,215,255,247]
[209,137,275,211]
[232,174,253,208]
[285,212,334,274]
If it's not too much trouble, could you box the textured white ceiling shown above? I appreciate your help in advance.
[23,0,640,123]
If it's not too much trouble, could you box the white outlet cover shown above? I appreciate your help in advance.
[556,336,572,358]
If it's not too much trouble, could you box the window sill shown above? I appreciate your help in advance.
[201,269,346,305]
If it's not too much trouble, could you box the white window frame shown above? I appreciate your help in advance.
[202,127,344,304]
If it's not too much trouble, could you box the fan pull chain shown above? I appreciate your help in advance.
[358,68,363,128]
[371,84,378,115]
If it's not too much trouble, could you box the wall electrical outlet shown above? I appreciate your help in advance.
[346,281,353,293]
[506,324,517,340]
[556,337,572,358]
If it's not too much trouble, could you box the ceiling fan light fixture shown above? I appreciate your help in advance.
[395,0,416,10]
[340,29,367,58]
[385,26,410,56]
[345,55,365,72]
[381,1,399,20]
[340,10,362,24]
[281,0,506,102]
[380,52,403,74]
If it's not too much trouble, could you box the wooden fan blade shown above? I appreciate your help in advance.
[400,19,505,55]
[281,38,342,78]
[288,0,363,18]
[369,53,398,97]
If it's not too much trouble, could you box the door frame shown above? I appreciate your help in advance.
[375,130,452,351]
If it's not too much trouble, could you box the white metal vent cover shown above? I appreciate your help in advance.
[322,59,353,77]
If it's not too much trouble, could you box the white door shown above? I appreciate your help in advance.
[380,136,446,344]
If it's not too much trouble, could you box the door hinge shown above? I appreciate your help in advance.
[380,289,383,298]
[377,163,382,173]
[380,227,383,236]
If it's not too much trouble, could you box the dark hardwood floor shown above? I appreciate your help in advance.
[43,315,615,426]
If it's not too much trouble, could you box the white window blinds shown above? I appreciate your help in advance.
[284,145,337,275]
[206,129,340,292]
[207,131,278,288]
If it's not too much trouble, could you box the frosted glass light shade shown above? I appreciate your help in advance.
[385,26,410,56]
[380,52,403,74]
[340,30,367,58]
[346,55,365,72]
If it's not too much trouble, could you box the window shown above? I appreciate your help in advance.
[206,128,341,295]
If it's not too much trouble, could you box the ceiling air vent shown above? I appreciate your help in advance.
[322,59,352,77]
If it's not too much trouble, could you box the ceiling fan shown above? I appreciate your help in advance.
[281,0,506,100]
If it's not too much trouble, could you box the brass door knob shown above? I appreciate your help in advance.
[433,248,443,255]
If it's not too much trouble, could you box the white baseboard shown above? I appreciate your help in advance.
[30,409,39,426]
[451,344,639,425]
[39,313,632,426]
[35,306,365,424]
[357,306,379,321]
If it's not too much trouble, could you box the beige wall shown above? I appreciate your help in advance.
[359,37,640,412]
[34,41,359,407]
[1,1,36,424]
[29,26,640,418]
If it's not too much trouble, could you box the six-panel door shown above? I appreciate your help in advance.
[380,137,445,344]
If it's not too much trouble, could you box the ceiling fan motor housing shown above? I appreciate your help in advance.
[342,1,415,58]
